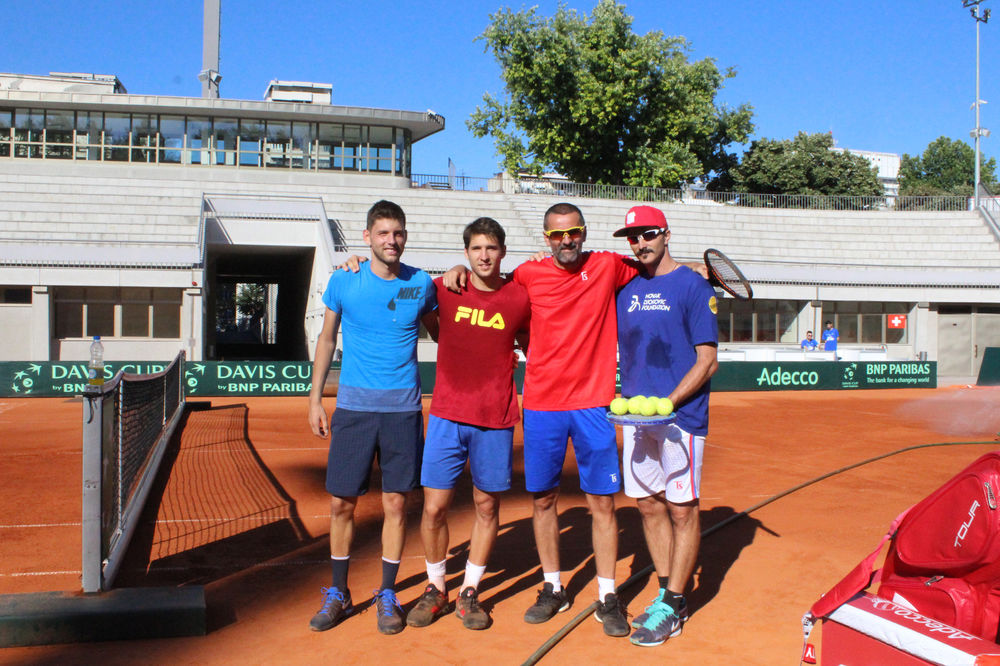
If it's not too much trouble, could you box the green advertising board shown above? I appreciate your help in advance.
[0,359,935,398]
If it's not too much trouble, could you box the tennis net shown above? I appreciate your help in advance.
[81,351,186,592]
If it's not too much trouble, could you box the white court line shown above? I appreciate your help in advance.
[1,571,80,578]
[0,521,81,529]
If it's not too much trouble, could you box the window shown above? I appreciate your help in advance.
[239,118,265,166]
[103,113,130,161]
[822,302,911,344]
[160,116,184,164]
[0,287,31,304]
[44,110,74,159]
[54,286,182,339]
[186,117,211,165]
[214,118,237,166]
[717,299,803,343]
[0,109,10,157]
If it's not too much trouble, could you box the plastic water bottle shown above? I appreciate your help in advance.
[88,336,105,386]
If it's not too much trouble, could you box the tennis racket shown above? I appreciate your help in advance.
[606,411,676,427]
[704,248,753,300]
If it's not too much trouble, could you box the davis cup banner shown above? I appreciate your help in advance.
[0,360,935,397]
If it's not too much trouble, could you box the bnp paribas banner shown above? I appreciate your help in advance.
[0,359,934,397]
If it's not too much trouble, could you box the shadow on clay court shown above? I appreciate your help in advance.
[117,403,320,589]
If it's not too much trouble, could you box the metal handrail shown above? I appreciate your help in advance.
[410,173,971,212]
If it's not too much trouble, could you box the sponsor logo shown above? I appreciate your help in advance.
[628,292,671,313]
[388,286,423,311]
[581,271,589,281]
[986,482,997,510]
[708,295,717,314]
[454,306,506,329]
[955,499,981,548]
[866,598,978,641]
[756,366,820,387]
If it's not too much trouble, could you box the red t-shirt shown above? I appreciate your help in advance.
[513,252,638,411]
[429,275,531,428]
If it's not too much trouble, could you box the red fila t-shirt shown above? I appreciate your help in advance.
[513,252,638,411]
[429,275,531,428]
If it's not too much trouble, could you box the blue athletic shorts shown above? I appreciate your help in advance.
[326,408,423,496]
[421,415,513,492]
[522,407,621,495]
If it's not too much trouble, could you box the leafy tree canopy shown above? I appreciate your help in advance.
[468,0,753,188]
[898,136,997,196]
[732,132,882,197]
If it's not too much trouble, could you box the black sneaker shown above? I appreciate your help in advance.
[594,592,630,637]
[523,582,570,624]
[309,586,353,631]
[373,588,405,635]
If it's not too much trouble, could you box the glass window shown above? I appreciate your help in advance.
[103,113,130,161]
[239,118,265,166]
[291,122,314,169]
[86,303,114,338]
[122,303,150,336]
[0,109,11,157]
[44,110,74,159]
[370,126,392,173]
[153,303,180,337]
[778,300,798,343]
[186,117,211,164]
[214,118,237,166]
[14,108,44,157]
[265,120,291,167]
[840,315,859,343]
[160,116,184,164]
[1,287,31,303]
[754,300,777,342]
[55,302,83,338]
[75,111,102,160]
[317,123,343,169]
[732,299,753,342]
[131,114,158,163]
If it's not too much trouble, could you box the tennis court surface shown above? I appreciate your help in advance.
[2,385,999,664]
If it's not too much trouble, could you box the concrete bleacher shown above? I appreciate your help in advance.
[1,159,999,275]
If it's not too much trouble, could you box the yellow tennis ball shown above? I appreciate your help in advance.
[656,397,674,416]
[640,396,658,416]
[610,397,628,415]
[627,395,645,415]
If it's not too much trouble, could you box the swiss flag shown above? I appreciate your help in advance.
[888,314,907,329]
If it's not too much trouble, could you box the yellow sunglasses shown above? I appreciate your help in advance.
[543,225,585,241]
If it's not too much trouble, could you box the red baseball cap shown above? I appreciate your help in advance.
[612,205,668,237]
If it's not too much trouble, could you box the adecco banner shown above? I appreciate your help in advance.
[0,360,934,397]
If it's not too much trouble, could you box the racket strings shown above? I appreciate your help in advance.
[706,252,752,299]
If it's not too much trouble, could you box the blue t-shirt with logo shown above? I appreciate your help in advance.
[822,327,839,351]
[322,262,436,411]
[616,266,718,436]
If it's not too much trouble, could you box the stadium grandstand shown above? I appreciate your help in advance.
[1,70,999,382]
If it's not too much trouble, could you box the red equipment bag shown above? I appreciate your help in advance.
[807,451,1000,643]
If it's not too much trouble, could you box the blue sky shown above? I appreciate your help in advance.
[4,1,997,180]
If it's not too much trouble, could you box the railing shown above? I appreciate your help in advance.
[410,173,972,212]
[977,183,1000,242]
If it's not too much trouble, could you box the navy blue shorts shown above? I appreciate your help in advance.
[523,407,621,495]
[421,415,513,492]
[325,408,423,497]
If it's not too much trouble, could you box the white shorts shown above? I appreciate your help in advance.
[622,422,704,503]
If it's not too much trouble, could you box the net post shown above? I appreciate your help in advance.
[81,384,104,593]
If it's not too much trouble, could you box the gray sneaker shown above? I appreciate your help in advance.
[630,602,683,647]
[594,592,630,637]
[309,586,353,631]
[523,582,570,624]
[632,590,688,628]
[373,588,405,635]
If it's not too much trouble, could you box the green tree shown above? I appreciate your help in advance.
[732,132,882,198]
[468,0,753,188]
[898,136,997,196]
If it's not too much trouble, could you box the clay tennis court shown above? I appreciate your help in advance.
[2,385,999,664]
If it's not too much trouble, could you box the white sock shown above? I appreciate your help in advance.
[462,561,487,591]
[543,570,562,592]
[597,576,615,600]
[426,559,447,593]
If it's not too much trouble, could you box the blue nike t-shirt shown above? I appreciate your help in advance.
[322,262,436,412]
[616,266,718,436]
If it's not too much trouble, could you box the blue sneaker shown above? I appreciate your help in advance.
[373,588,405,635]
[632,589,688,628]
[630,602,683,647]
[309,586,352,631]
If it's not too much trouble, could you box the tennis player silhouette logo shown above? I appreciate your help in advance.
[628,294,641,313]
